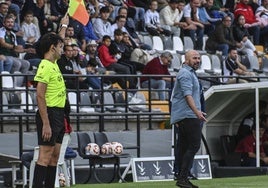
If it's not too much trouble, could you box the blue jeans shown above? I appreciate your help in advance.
[189,27,204,50]
[84,74,101,89]
[141,79,167,100]
[0,59,14,72]
[217,44,229,57]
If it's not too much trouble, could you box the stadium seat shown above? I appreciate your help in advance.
[20,92,34,111]
[13,71,25,88]
[80,92,95,113]
[68,92,78,112]
[172,36,184,52]
[143,35,153,48]
[152,36,164,51]
[1,71,14,88]
[183,36,194,51]
[76,132,121,183]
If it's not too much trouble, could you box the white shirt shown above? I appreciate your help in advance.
[183,3,200,20]
[93,18,113,39]
[145,9,161,28]
[160,5,180,26]
[21,22,40,42]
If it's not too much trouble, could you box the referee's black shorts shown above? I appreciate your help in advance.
[36,107,65,146]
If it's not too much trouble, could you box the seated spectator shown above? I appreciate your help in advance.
[109,29,145,74]
[84,58,102,89]
[0,15,31,74]
[21,10,41,48]
[122,32,150,69]
[69,17,87,52]
[205,0,233,22]
[183,0,205,50]
[233,14,257,56]
[93,6,113,40]
[7,9,25,46]
[83,4,100,43]
[57,44,80,89]
[121,0,146,32]
[235,122,268,166]
[117,6,152,50]
[145,0,172,37]
[141,51,173,100]
[234,0,268,48]
[0,54,13,72]
[159,0,182,37]
[98,35,133,89]
[0,1,9,27]
[236,100,267,143]
[223,47,256,84]
[256,0,268,27]
[198,0,222,35]
[21,0,54,36]
[85,40,106,74]
[206,16,241,58]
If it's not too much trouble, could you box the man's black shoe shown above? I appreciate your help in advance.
[188,173,198,180]
[174,173,179,180]
[175,177,193,188]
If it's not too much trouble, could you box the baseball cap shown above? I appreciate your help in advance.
[87,40,98,46]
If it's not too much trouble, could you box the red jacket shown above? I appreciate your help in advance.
[234,3,257,24]
[98,44,117,67]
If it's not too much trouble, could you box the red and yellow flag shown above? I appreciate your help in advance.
[68,0,89,26]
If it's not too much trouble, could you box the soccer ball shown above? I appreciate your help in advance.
[85,143,100,156]
[111,142,123,155]
[59,173,66,187]
[101,142,112,154]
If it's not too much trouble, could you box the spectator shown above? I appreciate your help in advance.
[183,0,205,50]
[236,100,267,143]
[93,6,113,40]
[145,0,172,37]
[0,1,9,27]
[256,0,268,27]
[232,14,257,56]
[223,47,256,84]
[57,44,81,89]
[234,0,268,47]
[50,0,68,19]
[83,2,100,43]
[159,0,182,37]
[206,16,241,58]
[122,32,151,68]
[0,15,30,73]
[122,0,146,31]
[69,17,87,52]
[141,51,173,100]
[85,40,105,73]
[118,6,152,50]
[235,122,268,166]
[84,58,102,89]
[198,0,222,35]
[21,10,41,48]
[6,9,25,46]
[21,0,54,35]
[98,35,132,89]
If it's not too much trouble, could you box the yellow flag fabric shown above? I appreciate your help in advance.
[68,0,89,26]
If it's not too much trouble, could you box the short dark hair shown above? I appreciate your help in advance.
[114,28,123,36]
[228,46,237,53]
[100,6,110,13]
[39,33,64,58]
[102,35,111,42]
[87,58,98,67]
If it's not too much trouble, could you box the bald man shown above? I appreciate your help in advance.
[170,50,207,188]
